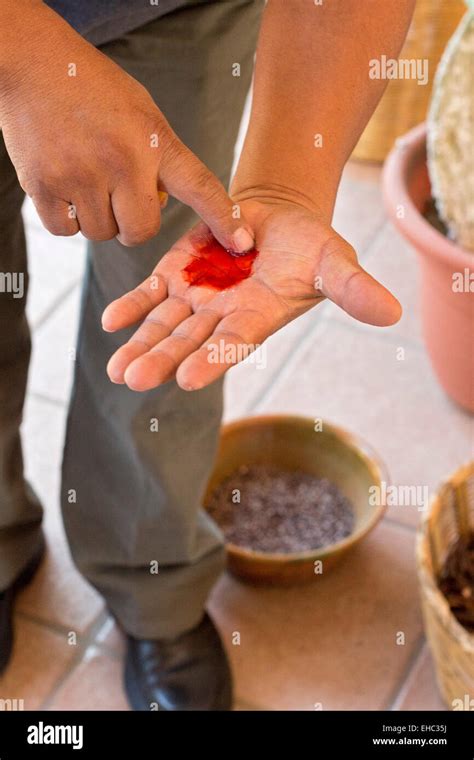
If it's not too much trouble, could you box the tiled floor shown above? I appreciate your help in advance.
[1,159,472,712]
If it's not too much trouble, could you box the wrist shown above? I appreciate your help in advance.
[230,180,333,223]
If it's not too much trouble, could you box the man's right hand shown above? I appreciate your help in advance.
[0,1,254,250]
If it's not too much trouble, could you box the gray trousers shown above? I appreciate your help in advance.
[0,0,263,638]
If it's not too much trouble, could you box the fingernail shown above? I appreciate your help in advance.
[232,227,254,253]
[106,364,124,384]
[101,315,114,332]
[180,381,197,391]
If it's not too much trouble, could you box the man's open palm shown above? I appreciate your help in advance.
[102,200,401,391]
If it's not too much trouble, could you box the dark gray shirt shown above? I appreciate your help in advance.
[45,1,197,45]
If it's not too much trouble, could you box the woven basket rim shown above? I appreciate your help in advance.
[416,461,474,652]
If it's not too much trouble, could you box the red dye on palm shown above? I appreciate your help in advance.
[183,236,258,290]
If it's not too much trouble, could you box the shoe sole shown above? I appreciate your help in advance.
[0,541,46,675]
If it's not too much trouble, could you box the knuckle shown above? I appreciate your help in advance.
[96,139,133,179]
[20,174,50,199]
[160,134,187,168]
[68,167,97,190]
[119,220,161,247]
[159,135,228,209]
[320,234,356,265]
[191,162,213,193]
[189,164,227,212]
[22,166,85,199]
[81,227,116,242]
[96,229,118,242]
[43,219,73,237]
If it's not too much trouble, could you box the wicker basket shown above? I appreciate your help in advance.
[352,0,466,163]
[416,462,474,709]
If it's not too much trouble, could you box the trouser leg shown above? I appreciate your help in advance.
[61,0,264,638]
[0,136,43,590]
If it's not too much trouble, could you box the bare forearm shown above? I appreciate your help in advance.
[232,0,415,219]
[0,1,101,113]
[0,1,47,85]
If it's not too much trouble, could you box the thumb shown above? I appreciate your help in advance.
[159,141,255,253]
[318,232,402,327]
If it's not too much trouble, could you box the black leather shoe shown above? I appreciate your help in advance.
[124,613,233,711]
[0,541,45,675]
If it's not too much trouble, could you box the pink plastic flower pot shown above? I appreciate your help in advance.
[383,123,474,413]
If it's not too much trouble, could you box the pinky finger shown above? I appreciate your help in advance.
[102,272,168,332]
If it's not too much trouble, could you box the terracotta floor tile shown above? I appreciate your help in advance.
[224,314,326,420]
[94,617,126,657]
[396,645,447,711]
[16,541,104,636]
[47,647,130,710]
[258,322,473,527]
[209,522,423,710]
[0,618,74,710]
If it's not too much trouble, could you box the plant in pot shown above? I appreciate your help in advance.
[383,3,474,413]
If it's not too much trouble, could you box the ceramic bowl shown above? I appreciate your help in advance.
[204,414,389,585]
